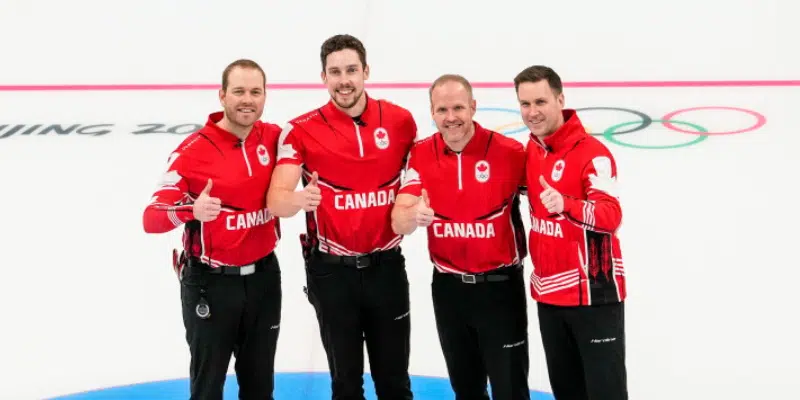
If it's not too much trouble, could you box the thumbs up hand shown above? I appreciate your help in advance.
[539,176,564,214]
[415,189,435,227]
[193,179,222,222]
[296,171,322,212]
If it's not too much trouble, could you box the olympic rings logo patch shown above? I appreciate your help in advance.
[473,106,767,150]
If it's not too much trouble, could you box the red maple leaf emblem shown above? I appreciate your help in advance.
[376,131,386,139]
[555,163,563,171]
[477,163,488,172]
[257,148,266,155]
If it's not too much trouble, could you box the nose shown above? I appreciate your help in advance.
[525,107,540,119]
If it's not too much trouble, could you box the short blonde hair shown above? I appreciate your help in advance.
[428,74,473,102]
[222,59,266,91]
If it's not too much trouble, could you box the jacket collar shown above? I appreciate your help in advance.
[201,111,255,147]
[436,121,492,157]
[531,109,587,153]
[321,91,378,126]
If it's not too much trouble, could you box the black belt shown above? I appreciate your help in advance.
[313,247,399,269]
[443,265,522,284]
[188,252,276,276]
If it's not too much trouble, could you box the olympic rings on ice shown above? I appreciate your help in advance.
[474,106,767,150]
[660,106,766,136]
[603,120,708,149]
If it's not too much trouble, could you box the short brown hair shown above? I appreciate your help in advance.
[514,65,563,95]
[221,59,266,91]
[320,34,367,71]
[429,74,473,101]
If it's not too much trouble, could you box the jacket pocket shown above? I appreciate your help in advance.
[531,233,555,278]
[569,240,586,280]
[535,236,582,279]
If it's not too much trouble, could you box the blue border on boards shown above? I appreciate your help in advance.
[49,372,554,399]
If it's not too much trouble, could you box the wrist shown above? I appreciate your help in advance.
[395,207,418,235]
[287,191,307,215]
[267,189,303,218]
[289,190,303,208]
[408,207,421,225]
[191,203,201,220]
[562,195,578,215]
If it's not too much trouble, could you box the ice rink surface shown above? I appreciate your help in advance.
[1,0,797,399]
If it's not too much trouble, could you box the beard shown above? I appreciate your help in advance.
[227,105,259,126]
[332,86,363,109]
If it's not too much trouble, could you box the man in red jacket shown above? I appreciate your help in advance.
[267,34,417,399]
[516,65,628,400]
[391,74,530,399]
[142,59,283,400]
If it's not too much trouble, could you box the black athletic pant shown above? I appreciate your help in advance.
[431,266,530,400]
[537,301,627,400]
[304,247,412,400]
[180,252,282,400]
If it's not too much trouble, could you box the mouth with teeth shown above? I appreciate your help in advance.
[337,87,355,96]
[237,107,256,114]
[528,116,545,128]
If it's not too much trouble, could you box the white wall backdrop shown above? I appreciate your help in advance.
[0,1,797,399]
[0,0,796,84]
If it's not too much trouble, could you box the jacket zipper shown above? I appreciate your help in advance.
[353,122,364,157]
[240,140,253,177]
[457,153,463,190]
[538,138,584,302]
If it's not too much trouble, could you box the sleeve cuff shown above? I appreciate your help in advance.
[562,195,582,217]
[398,183,422,197]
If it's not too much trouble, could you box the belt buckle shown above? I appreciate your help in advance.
[461,274,476,284]
[355,256,368,269]
[239,264,256,275]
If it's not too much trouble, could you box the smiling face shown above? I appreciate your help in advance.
[430,77,476,152]
[321,48,369,112]
[218,66,266,130]
[513,65,566,139]
[516,79,564,139]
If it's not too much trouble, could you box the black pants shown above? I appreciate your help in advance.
[180,252,282,400]
[431,266,530,400]
[537,301,627,400]
[304,248,412,400]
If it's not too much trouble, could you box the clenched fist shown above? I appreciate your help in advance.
[294,171,322,212]
[415,189,434,227]
[539,176,564,214]
[194,179,221,222]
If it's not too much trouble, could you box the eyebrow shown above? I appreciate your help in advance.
[329,64,359,69]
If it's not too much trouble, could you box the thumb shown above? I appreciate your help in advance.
[539,175,552,190]
[420,189,431,207]
[308,171,319,186]
[202,179,213,195]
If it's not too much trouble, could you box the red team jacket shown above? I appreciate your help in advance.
[399,122,528,274]
[142,112,282,267]
[526,109,626,306]
[276,95,417,255]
